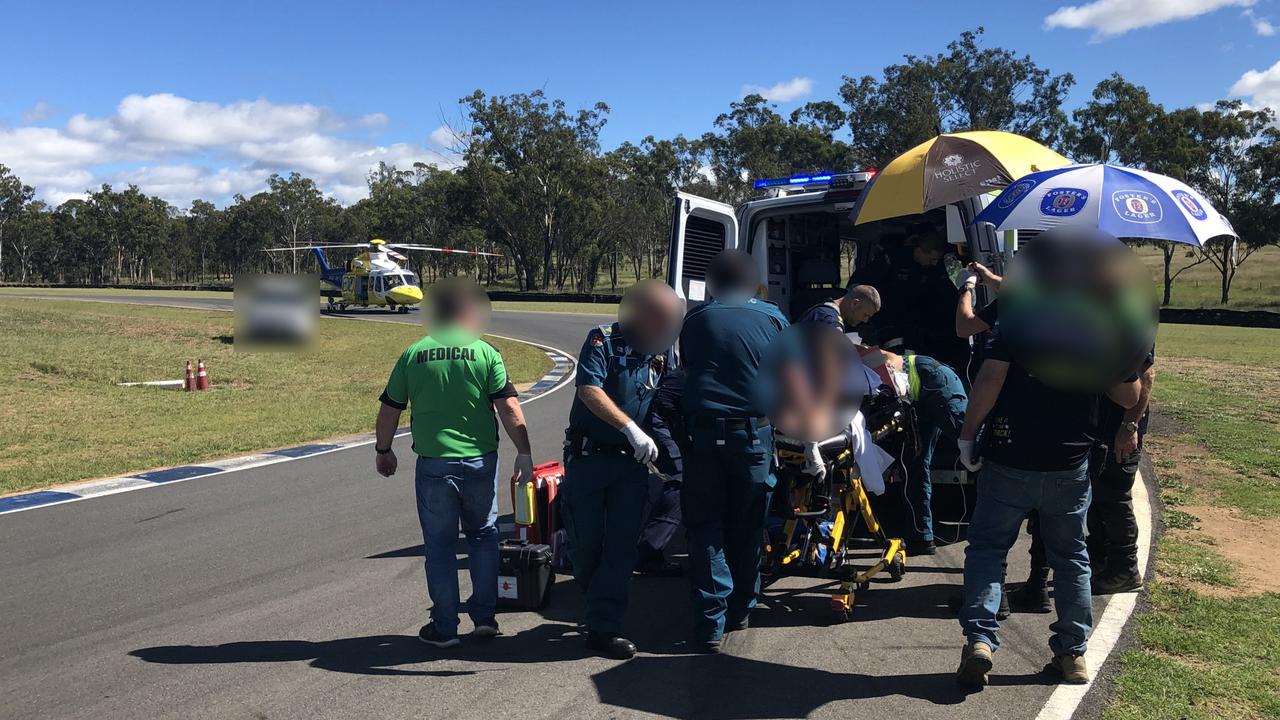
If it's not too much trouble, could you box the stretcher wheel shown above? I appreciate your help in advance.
[888,555,906,582]
[831,609,853,624]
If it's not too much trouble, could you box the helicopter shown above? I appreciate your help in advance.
[262,239,500,312]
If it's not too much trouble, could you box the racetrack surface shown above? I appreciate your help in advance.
[0,293,1138,719]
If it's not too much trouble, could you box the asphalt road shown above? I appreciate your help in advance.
[0,294,1127,719]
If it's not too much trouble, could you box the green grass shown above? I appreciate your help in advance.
[1154,324,1280,517]
[0,298,550,495]
[1105,585,1280,720]
[1156,538,1238,588]
[1136,244,1280,311]
[1107,323,1280,720]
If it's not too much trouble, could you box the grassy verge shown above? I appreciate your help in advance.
[1104,323,1280,720]
[0,298,550,495]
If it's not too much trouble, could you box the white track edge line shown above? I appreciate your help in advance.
[1033,468,1153,720]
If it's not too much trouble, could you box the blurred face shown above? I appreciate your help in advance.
[619,280,684,355]
[912,246,945,267]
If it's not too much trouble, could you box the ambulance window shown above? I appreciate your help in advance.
[682,215,727,281]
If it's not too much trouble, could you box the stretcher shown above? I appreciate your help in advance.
[766,428,908,622]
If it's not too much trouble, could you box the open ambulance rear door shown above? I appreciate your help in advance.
[667,192,739,308]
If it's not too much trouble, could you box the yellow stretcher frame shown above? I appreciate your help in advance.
[768,446,907,621]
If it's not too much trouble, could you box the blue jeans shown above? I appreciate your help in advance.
[960,460,1093,656]
[415,453,500,638]
[903,356,968,543]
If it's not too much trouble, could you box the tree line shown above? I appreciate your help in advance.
[1,28,1276,304]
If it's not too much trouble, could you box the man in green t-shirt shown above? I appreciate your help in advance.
[373,280,533,648]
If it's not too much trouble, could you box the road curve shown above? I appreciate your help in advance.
[0,293,1140,720]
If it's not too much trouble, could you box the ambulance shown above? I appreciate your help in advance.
[666,171,1011,504]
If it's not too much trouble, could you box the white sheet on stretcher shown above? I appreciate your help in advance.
[843,364,895,495]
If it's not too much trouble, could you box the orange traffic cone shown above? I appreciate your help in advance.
[184,360,195,392]
[196,359,209,391]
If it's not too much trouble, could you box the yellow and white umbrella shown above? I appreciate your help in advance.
[854,130,1072,225]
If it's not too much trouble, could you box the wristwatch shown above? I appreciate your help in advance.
[375,445,393,454]
[1121,420,1139,433]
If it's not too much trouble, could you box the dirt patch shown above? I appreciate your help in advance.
[1174,505,1280,597]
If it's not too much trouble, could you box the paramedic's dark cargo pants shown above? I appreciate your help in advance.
[682,421,774,643]
[561,451,649,635]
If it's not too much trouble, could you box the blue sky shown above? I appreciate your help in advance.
[1,0,1277,206]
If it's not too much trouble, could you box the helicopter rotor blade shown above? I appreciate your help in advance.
[389,244,503,258]
[261,244,371,252]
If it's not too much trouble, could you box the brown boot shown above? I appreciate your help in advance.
[1050,653,1089,684]
[956,641,994,688]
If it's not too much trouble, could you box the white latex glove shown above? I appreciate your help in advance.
[512,453,535,484]
[621,421,659,464]
[957,439,983,472]
[802,442,827,480]
[957,269,978,290]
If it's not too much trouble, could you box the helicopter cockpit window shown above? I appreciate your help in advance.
[385,274,404,289]
[402,272,418,286]
[373,276,385,293]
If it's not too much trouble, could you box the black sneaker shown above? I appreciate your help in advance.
[905,539,937,556]
[1010,580,1052,613]
[1092,569,1142,596]
[635,559,684,577]
[997,588,1011,621]
[471,618,501,639]
[418,623,460,648]
[586,632,636,660]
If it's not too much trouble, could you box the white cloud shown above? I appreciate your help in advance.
[741,77,814,103]
[1230,59,1280,111]
[1245,8,1277,34]
[429,125,456,148]
[0,93,451,209]
[20,101,58,123]
[1045,0,1254,38]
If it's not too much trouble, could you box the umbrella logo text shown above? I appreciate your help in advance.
[1039,188,1089,217]
[1171,190,1207,220]
[998,178,1037,209]
[1113,190,1163,224]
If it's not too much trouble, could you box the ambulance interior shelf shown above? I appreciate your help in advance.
[762,213,849,321]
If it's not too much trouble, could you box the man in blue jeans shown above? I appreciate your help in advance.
[955,325,1139,687]
[373,280,534,648]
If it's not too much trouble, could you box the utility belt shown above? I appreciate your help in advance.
[563,431,631,458]
[689,415,771,446]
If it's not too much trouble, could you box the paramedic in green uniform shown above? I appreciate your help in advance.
[374,279,534,648]
[680,250,789,653]
[562,280,684,660]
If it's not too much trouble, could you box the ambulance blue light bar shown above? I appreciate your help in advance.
[752,169,876,189]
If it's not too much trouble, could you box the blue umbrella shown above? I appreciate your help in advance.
[975,164,1237,247]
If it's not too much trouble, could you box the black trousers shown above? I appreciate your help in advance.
[1086,444,1141,575]
[638,474,682,562]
